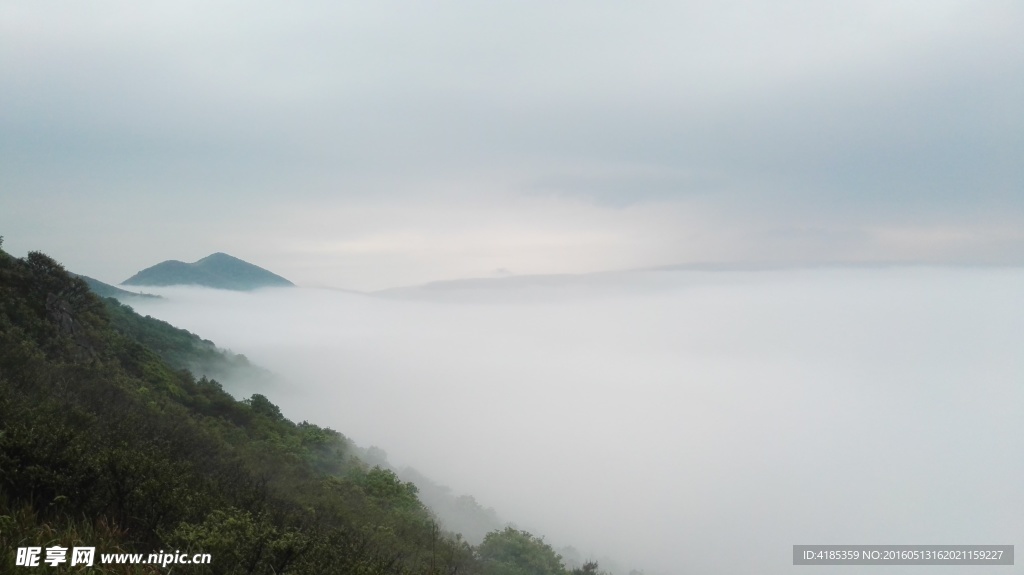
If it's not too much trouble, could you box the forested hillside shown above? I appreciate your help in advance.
[0,239,604,575]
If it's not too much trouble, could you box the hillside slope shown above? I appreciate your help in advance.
[0,241,604,575]
[74,273,160,300]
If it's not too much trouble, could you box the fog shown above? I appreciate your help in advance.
[128,267,1023,574]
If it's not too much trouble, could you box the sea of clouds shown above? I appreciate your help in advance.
[128,267,1024,574]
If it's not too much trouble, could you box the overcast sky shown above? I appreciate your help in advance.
[2,1,1022,290]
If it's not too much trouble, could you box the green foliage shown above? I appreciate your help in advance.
[165,507,309,575]
[478,528,568,575]
[245,393,284,420]
[0,497,162,574]
[357,468,422,512]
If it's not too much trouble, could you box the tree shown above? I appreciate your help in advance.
[359,466,422,511]
[478,527,567,575]
[246,393,283,420]
[572,561,601,575]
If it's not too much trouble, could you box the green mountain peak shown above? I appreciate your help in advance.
[122,253,294,290]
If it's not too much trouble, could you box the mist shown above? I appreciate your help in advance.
[124,267,1024,574]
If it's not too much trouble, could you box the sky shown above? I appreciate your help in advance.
[2,1,1023,290]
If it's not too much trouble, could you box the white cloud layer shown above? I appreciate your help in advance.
[129,267,1024,574]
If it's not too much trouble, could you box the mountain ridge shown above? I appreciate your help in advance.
[74,273,161,300]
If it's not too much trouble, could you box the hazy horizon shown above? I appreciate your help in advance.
[23,248,1024,295]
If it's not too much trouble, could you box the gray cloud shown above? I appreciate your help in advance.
[1,0,1022,287]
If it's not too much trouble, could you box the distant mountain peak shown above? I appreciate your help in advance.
[122,253,294,291]
[198,252,235,261]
